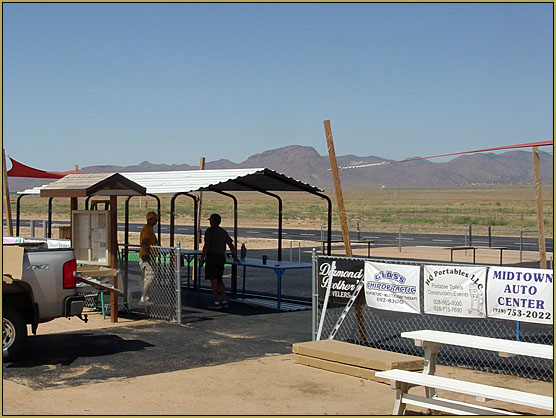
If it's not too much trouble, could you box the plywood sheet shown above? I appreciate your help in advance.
[2,245,24,280]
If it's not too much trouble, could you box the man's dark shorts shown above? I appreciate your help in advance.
[205,254,226,282]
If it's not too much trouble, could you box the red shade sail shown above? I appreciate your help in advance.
[7,157,81,178]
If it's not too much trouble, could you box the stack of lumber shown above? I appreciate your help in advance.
[292,339,423,383]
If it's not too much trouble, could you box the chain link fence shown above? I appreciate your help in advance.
[120,244,181,322]
[313,254,553,382]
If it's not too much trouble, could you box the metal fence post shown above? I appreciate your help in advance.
[30,220,36,237]
[488,224,492,247]
[398,224,402,252]
[42,220,48,238]
[312,248,317,341]
[468,224,472,247]
[519,230,523,263]
[176,242,182,324]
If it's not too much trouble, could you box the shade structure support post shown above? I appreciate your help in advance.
[170,192,199,288]
[170,192,198,247]
[147,194,162,244]
[15,194,29,236]
[259,168,333,257]
[209,188,239,294]
[47,197,54,238]
[230,179,283,261]
[311,191,333,256]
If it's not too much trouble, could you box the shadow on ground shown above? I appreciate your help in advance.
[3,300,313,390]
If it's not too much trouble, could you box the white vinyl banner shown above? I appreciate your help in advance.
[364,262,421,314]
[487,267,553,325]
[424,265,487,318]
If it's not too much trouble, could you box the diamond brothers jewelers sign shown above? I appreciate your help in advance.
[317,258,365,305]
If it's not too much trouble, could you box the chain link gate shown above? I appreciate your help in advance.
[313,254,553,382]
[121,244,182,323]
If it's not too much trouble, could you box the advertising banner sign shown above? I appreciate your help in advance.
[487,267,553,325]
[317,258,365,305]
[424,265,487,318]
[364,261,421,314]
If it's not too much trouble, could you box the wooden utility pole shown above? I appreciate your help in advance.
[324,120,352,255]
[532,146,547,268]
[109,195,119,321]
[3,149,14,236]
[324,120,367,345]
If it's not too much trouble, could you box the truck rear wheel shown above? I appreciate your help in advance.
[3,305,27,361]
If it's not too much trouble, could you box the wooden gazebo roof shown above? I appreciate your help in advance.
[39,173,146,198]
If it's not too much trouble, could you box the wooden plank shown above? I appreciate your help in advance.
[292,353,390,383]
[77,276,122,294]
[3,149,14,236]
[292,339,423,371]
[109,195,119,322]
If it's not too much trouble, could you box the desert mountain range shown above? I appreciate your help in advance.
[8,145,553,192]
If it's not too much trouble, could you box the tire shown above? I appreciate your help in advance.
[3,305,27,361]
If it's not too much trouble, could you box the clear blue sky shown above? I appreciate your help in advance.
[3,3,553,171]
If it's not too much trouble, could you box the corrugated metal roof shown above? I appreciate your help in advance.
[18,168,324,195]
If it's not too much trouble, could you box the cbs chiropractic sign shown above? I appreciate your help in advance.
[317,257,552,325]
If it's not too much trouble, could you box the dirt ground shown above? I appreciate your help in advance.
[2,232,552,415]
[2,308,553,416]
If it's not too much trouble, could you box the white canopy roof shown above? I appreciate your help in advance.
[18,168,324,196]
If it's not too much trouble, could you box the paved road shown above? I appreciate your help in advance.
[10,219,553,252]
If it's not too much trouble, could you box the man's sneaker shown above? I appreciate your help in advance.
[140,296,152,305]
[208,301,222,310]
[221,300,229,309]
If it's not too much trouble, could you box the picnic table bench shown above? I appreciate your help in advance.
[375,330,553,415]
[319,239,375,257]
[449,246,507,265]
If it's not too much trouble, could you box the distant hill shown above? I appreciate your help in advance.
[7,145,553,192]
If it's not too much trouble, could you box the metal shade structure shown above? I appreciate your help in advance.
[120,168,323,194]
[17,168,332,257]
[15,167,332,298]
[121,168,332,258]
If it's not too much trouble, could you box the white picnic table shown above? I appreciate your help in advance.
[401,329,553,377]
[375,329,554,415]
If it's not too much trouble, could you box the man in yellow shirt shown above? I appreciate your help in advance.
[139,211,158,304]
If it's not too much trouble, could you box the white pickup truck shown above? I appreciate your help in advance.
[3,241,88,361]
